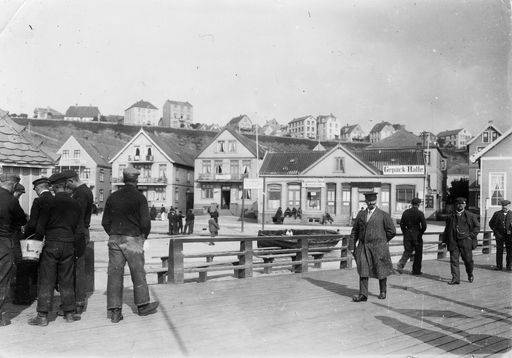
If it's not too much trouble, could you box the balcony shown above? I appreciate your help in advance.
[112,177,167,185]
[128,155,154,163]
[198,173,244,182]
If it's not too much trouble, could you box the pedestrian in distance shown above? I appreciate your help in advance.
[101,166,158,323]
[28,172,83,326]
[177,210,184,234]
[0,174,27,326]
[397,198,427,275]
[208,215,219,245]
[489,199,512,271]
[442,197,479,285]
[350,192,396,302]
[167,209,176,235]
[184,209,195,234]
[321,211,334,225]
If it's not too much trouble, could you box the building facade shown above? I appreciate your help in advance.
[466,122,502,209]
[226,114,253,134]
[162,100,193,128]
[124,100,159,126]
[340,124,366,142]
[437,128,472,149]
[316,114,341,141]
[55,136,113,210]
[194,128,263,215]
[369,121,396,143]
[110,129,194,213]
[287,115,316,139]
[34,107,63,120]
[64,106,101,122]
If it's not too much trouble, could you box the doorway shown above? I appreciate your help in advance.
[221,187,231,209]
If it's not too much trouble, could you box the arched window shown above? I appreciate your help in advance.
[135,148,140,157]
[147,147,152,156]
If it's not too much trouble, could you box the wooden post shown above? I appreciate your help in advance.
[168,239,184,284]
[295,237,309,273]
[238,239,253,278]
[437,233,447,260]
[482,232,492,254]
[340,235,351,269]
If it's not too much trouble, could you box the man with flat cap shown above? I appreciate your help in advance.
[102,165,158,323]
[350,192,396,302]
[60,170,93,314]
[28,172,83,326]
[0,174,27,326]
[397,198,427,275]
[14,177,53,305]
[489,199,512,271]
[443,197,479,285]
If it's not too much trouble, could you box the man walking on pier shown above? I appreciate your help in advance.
[350,192,396,302]
[443,197,479,285]
[102,166,158,323]
[489,199,512,271]
[397,198,427,275]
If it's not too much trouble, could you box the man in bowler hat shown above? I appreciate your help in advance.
[350,192,396,302]
[397,198,427,275]
[489,199,512,271]
[102,165,158,323]
[443,197,479,285]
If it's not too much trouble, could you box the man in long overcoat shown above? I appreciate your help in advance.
[350,192,396,302]
[397,197,427,275]
[489,199,512,271]
[443,197,479,285]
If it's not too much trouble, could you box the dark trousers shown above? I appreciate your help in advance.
[0,238,15,312]
[495,235,512,269]
[449,239,473,282]
[14,261,38,304]
[168,221,175,235]
[107,235,150,310]
[398,234,423,274]
[359,277,387,297]
[184,221,194,234]
[37,241,76,313]
[74,229,90,306]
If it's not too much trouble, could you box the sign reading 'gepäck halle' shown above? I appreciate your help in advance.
[382,165,425,175]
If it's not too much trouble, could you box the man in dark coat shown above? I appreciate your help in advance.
[489,199,512,271]
[0,174,27,326]
[443,197,479,285]
[397,198,427,275]
[14,177,53,305]
[28,172,83,326]
[184,209,195,234]
[102,166,158,323]
[167,209,176,235]
[350,192,396,302]
[62,170,93,314]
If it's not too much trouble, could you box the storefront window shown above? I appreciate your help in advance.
[327,183,336,214]
[396,185,415,212]
[201,184,213,199]
[287,184,301,208]
[267,184,281,210]
[307,188,321,211]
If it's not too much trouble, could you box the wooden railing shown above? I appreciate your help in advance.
[161,230,495,284]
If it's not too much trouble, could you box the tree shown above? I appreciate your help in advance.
[446,178,469,204]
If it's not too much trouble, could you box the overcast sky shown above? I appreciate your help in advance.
[0,0,510,134]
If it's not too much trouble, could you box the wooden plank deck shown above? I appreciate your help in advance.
[1,254,511,357]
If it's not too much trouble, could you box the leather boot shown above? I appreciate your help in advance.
[28,313,49,326]
[110,308,123,323]
[137,302,159,316]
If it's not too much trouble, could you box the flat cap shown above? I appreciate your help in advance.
[123,165,140,182]
[0,173,20,183]
[411,198,422,205]
[455,197,467,204]
[363,192,378,200]
[32,177,50,187]
[500,199,511,206]
[14,183,25,193]
[49,172,68,185]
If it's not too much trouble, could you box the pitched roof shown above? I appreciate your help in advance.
[466,122,502,146]
[125,100,158,111]
[260,151,326,175]
[367,129,423,149]
[35,107,63,116]
[288,115,314,125]
[357,149,424,171]
[227,114,251,127]
[340,124,358,135]
[370,121,392,133]
[212,127,266,159]
[470,126,512,162]
[74,136,117,167]
[145,131,196,167]
[65,106,100,118]
[0,114,54,167]
[164,100,192,106]
[437,128,463,137]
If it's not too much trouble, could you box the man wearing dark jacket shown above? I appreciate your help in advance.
[0,174,27,326]
[184,209,195,234]
[443,197,480,285]
[397,198,427,275]
[350,192,396,302]
[28,173,83,326]
[489,199,512,271]
[61,170,93,314]
[102,166,158,323]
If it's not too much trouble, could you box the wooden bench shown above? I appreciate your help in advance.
[124,267,168,284]
[254,249,327,274]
